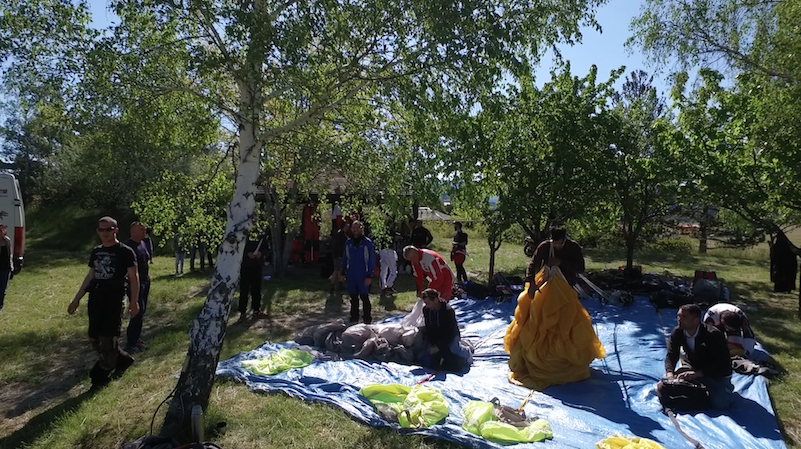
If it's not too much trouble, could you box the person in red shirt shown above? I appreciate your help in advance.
[403,245,455,301]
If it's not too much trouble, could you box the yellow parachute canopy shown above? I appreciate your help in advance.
[504,266,606,390]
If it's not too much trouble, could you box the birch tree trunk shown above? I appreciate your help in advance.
[161,76,262,436]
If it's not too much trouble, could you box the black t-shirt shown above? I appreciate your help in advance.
[241,239,265,268]
[453,231,468,248]
[87,242,137,337]
[124,238,150,281]
[411,227,433,248]
[423,305,460,353]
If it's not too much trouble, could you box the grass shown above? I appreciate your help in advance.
[0,223,799,448]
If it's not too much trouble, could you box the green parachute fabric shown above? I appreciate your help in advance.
[461,400,496,435]
[241,349,313,375]
[504,266,606,390]
[360,384,449,429]
[595,435,667,449]
[461,400,554,444]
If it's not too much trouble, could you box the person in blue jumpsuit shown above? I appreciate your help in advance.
[342,220,376,324]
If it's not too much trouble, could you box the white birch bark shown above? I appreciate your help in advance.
[162,76,261,434]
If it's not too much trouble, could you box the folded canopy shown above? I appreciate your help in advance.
[505,266,606,390]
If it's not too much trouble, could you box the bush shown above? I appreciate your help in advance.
[648,238,694,255]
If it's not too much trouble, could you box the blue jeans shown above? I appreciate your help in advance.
[0,269,10,312]
[126,280,151,348]
[700,376,735,409]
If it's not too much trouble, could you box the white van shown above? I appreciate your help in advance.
[0,173,25,272]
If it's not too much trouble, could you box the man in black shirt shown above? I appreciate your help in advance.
[657,304,735,409]
[69,216,139,391]
[238,234,268,322]
[451,221,468,283]
[411,219,433,249]
[123,222,151,353]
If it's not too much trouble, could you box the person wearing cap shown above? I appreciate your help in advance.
[68,216,139,391]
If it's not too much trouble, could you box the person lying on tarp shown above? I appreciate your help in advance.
[525,227,585,291]
[703,303,757,359]
[658,304,734,409]
[418,288,473,373]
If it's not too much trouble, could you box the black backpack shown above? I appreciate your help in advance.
[659,378,711,411]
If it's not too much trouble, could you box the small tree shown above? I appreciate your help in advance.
[484,207,517,285]
[598,70,679,270]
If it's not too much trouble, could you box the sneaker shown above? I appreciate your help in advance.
[124,345,141,354]
[253,311,269,319]
[136,339,148,350]
[389,287,397,293]
[238,313,249,323]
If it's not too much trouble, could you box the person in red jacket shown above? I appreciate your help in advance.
[403,245,455,301]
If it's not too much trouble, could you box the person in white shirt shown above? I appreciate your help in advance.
[704,303,757,359]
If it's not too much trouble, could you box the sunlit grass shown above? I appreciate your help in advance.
[0,228,798,448]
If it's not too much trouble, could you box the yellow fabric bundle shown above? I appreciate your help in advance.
[360,384,449,429]
[595,435,667,449]
[504,267,606,390]
[461,400,554,443]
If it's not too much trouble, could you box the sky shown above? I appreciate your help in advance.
[531,0,670,95]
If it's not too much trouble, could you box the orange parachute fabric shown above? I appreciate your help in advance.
[504,266,606,390]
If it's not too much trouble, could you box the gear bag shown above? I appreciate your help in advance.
[658,378,711,412]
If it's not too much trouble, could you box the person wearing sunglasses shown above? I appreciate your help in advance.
[68,216,140,391]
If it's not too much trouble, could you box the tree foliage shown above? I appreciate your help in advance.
[444,64,623,244]
[132,159,234,251]
[600,70,679,269]
[631,0,801,233]
[2,0,613,436]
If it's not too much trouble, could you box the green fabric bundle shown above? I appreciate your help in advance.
[461,400,553,443]
[241,349,313,375]
[360,384,449,429]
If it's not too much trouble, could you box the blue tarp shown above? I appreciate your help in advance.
[217,297,786,449]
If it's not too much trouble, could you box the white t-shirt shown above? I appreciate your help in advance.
[703,303,756,357]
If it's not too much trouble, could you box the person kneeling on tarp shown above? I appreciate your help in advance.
[419,288,473,373]
[658,304,734,409]
[703,303,757,359]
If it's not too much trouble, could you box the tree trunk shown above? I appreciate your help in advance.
[625,234,635,270]
[699,216,708,254]
[266,193,288,278]
[488,237,501,285]
[160,78,261,437]
[270,219,284,277]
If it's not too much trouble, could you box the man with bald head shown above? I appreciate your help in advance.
[341,221,376,324]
